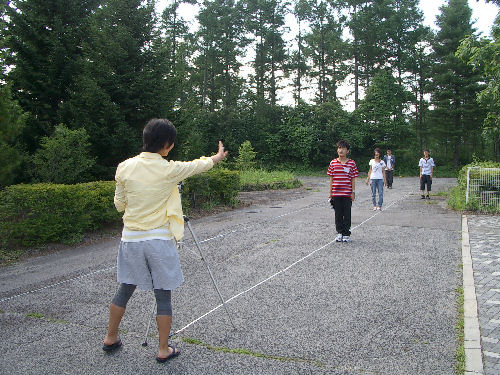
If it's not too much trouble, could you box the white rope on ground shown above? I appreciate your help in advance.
[0,266,116,303]
[0,192,409,309]
[174,192,411,335]
[0,203,321,304]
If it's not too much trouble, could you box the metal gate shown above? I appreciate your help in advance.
[466,167,500,209]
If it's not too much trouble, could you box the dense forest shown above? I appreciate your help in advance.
[1,0,499,187]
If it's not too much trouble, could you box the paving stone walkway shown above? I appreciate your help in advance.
[468,215,500,375]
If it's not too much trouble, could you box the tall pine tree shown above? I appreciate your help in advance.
[431,0,486,166]
[6,0,99,150]
[304,0,348,103]
[61,0,164,175]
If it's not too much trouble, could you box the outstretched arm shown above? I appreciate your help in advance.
[211,141,228,165]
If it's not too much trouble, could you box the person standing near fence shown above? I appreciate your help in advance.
[383,149,395,189]
[366,148,387,211]
[419,149,435,199]
[327,140,359,243]
[102,118,227,362]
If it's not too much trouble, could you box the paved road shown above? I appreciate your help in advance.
[0,177,463,374]
[467,215,500,375]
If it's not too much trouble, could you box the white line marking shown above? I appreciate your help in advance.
[174,193,410,334]
[0,266,116,303]
[0,204,321,304]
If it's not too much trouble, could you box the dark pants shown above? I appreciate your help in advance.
[420,174,432,192]
[333,196,352,236]
[386,170,393,187]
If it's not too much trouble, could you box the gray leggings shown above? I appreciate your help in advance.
[111,283,172,316]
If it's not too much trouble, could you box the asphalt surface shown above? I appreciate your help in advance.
[0,177,462,375]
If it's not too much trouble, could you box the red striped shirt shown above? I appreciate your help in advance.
[327,158,359,197]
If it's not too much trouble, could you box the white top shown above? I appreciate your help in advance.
[369,159,386,180]
[385,157,392,170]
[419,157,435,175]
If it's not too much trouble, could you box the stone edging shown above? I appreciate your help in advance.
[462,214,485,374]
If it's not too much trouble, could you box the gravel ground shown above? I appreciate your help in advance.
[0,176,462,375]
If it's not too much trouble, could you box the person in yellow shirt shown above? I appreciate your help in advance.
[102,118,227,362]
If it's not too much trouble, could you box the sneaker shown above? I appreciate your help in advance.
[342,236,350,243]
[421,195,425,199]
[335,234,343,242]
[377,207,381,211]
[426,195,430,199]
[373,206,377,211]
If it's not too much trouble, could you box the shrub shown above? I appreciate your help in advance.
[235,140,257,170]
[0,181,120,247]
[182,168,241,210]
[240,169,302,191]
[32,124,96,184]
[448,161,500,212]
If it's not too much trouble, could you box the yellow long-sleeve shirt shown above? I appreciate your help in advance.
[114,152,214,240]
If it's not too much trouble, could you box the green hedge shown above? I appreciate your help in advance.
[0,181,120,247]
[0,169,242,248]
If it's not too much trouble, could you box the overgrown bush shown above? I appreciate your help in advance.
[182,168,241,210]
[0,182,120,247]
[448,160,500,212]
[32,124,96,184]
[235,140,257,170]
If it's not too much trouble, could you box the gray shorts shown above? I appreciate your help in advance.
[116,239,184,290]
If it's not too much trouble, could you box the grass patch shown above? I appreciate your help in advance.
[434,191,449,197]
[26,312,44,319]
[240,169,302,191]
[0,248,23,266]
[25,312,70,324]
[180,336,323,366]
[456,287,465,375]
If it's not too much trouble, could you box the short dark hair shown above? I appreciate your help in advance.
[142,118,177,153]
[336,139,350,150]
[424,149,430,152]
[374,148,381,155]
[386,148,391,151]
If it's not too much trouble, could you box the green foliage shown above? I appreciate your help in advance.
[448,160,500,212]
[457,14,500,159]
[0,181,120,248]
[182,168,241,210]
[304,0,348,103]
[265,101,355,167]
[32,125,96,184]
[430,0,487,167]
[235,140,257,170]
[0,84,28,187]
[357,69,413,149]
[239,169,302,191]
[60,0,166,174]
[5,0,99,149]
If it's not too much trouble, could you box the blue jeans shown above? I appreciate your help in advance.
[370,179,384,207]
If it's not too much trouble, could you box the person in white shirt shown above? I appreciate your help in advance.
[383,149,395,188]
[418,149,435,199]
[366,148,387,211]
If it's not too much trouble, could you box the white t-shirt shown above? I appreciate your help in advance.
[385,157,392,170]
[419,157,435,175]
[369,159,386,180]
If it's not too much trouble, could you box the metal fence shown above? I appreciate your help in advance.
[466,167,500,209]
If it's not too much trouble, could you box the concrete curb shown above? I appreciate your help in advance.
[462,214,485,375]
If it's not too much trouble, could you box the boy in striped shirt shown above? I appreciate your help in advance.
[327,140,359,243]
